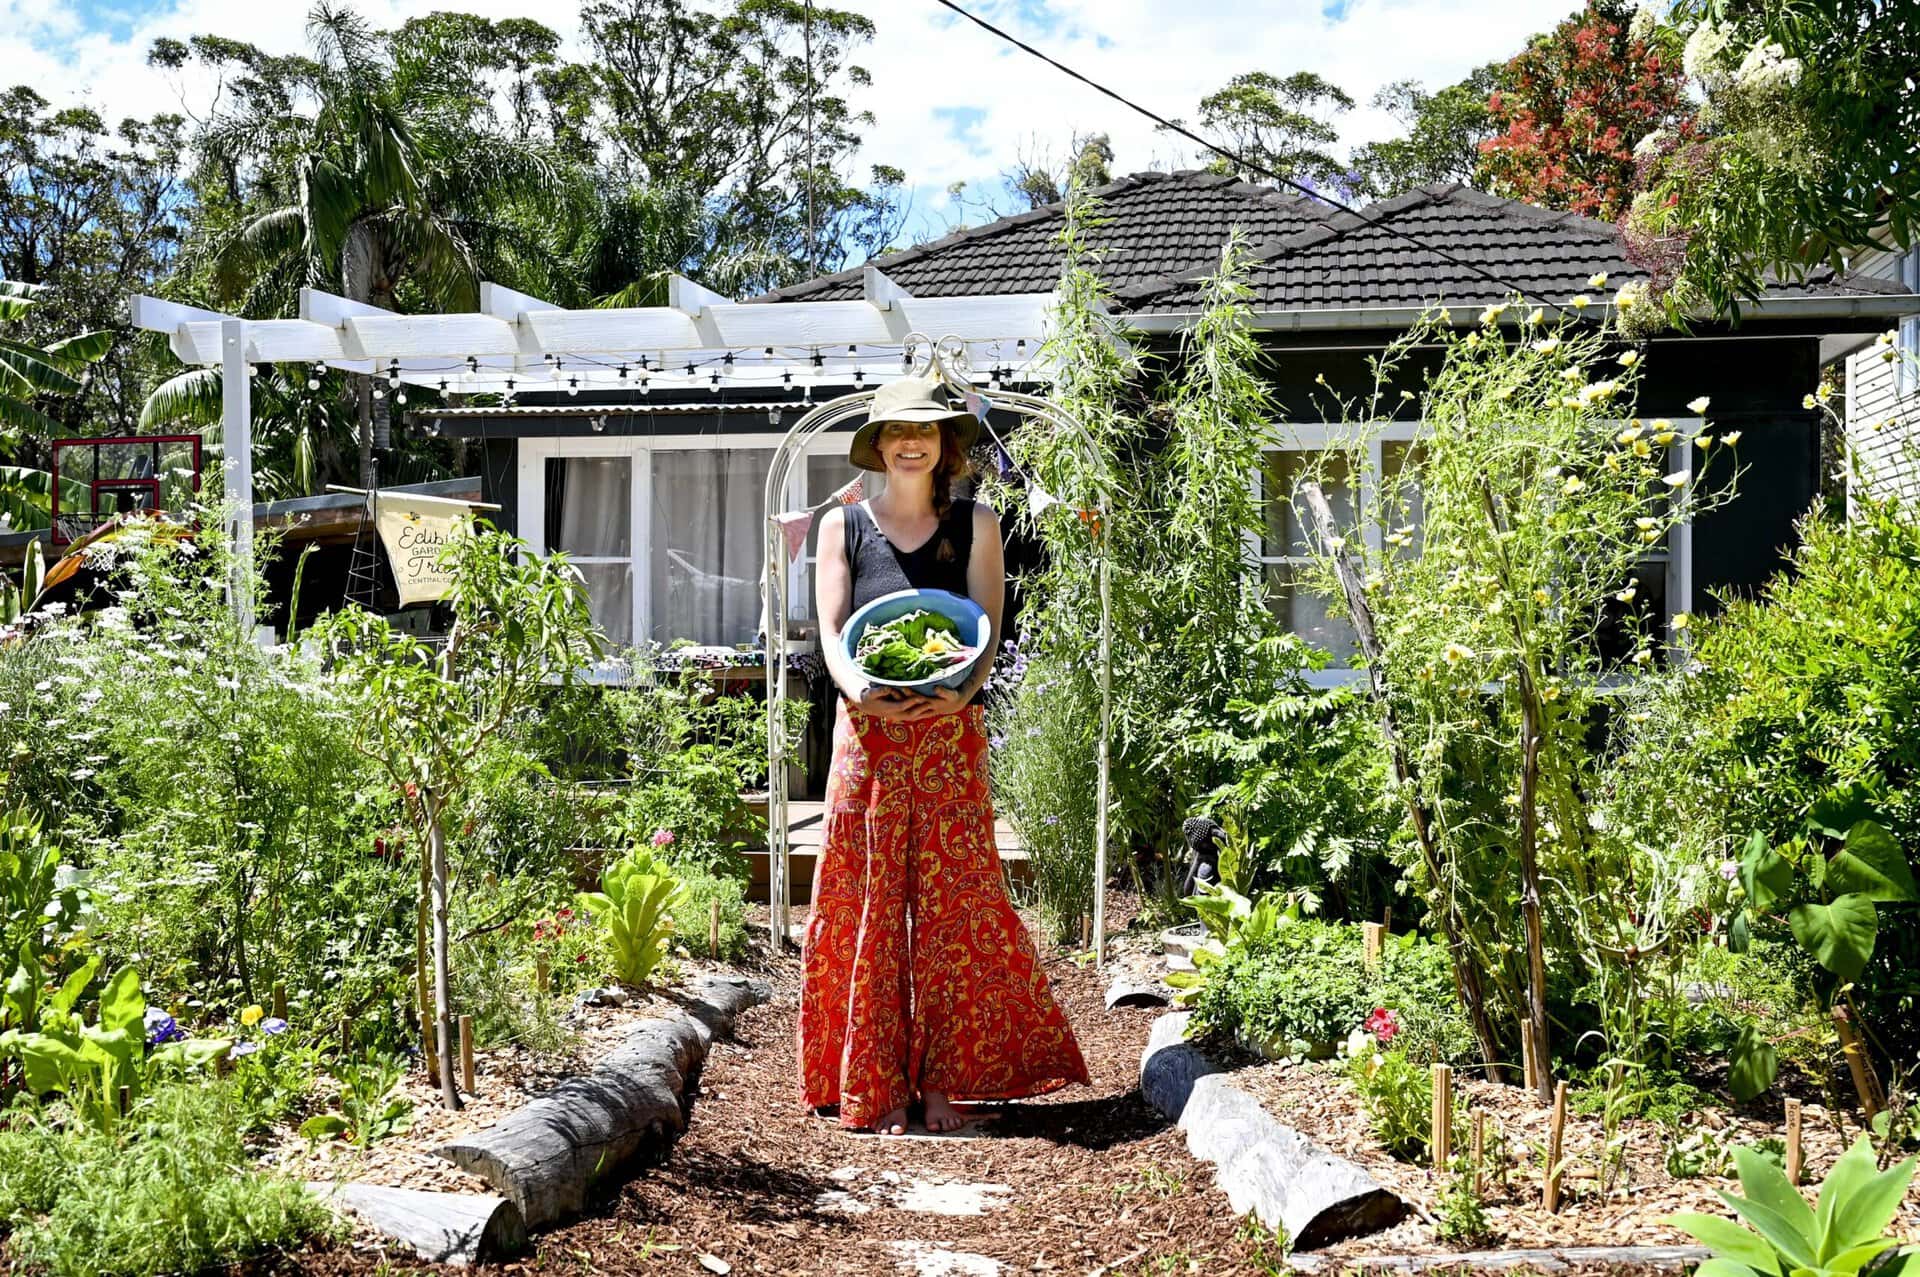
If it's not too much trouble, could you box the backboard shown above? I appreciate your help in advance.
[49,435,203,545]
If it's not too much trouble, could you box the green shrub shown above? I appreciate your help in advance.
[1346,1047,1466,1164]
[1188,920,1476,1063]
[670,864,749,962]
[0,1083,335,1277]
[450,923,576,1054]
[988,646,1101,943]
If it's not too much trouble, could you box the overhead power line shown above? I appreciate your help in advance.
[928,0,1581,317]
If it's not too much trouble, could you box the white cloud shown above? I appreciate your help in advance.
[2,0,1568,238]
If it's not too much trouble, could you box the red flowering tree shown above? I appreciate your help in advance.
[1477,1,1693,222]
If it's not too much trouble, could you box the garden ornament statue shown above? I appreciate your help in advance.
[1180,816,1224,896]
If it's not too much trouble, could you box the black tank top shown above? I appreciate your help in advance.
[844,498,975,610]
[843,499,984,704]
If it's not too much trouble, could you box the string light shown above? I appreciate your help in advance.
[591,414,607,432]
[617,363,629,380]
[307,363,321,390]
[710,371,722,393]
[567,376,580,397]
[437,379,449,392]
[245,363,257,379]
[811,349,824,369]
[722,352,735,372]
[395,388,407,405]
[387,359,401,387]
[465,356,479,376]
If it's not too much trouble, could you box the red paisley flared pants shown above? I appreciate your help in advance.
[796,700,1090,1129]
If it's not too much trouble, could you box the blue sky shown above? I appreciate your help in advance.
[1,0,1573,244]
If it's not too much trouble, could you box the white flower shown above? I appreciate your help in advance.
[1688,396,1711,414]
[70,768,96,781]
[1633,128,1670,161]
[1480,303,1509,325]
[1589,272,1610,289]
[1615,282,1647,311]
[1533,338,1562,354]
[1628,2,1659,43]
[1618,351,1640,367]
[1444,642,1474,666]
[1616,585,1638,603]
[1571,294,1593,310]
[1696,434,1715,448]
[1723,431,1742,445]
[1683,20,1735,82]
[1735,40,1803,93]
[33,681,51,692]
[1803,393,1817,409]
[1671,613,1692,631]
[1663,472,1689,489]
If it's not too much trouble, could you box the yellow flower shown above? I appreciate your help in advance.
[1876,329,1896,347]
[1534,337,1562,353]
[1723,431,1742,445]
[1533,588,1551,604]
[1571,294,1592,310]
[1635,516,1658,530]
[1696,434,1714,449]
[1616,585,1638,603]
[1642,529,1663,543]
[1617,351,1640,367]
[1444,642,1474,666]
[1802,393,1817,410]
[1616,426,1644,443]
[1632,439,1652,459]
[1614,282,1644,310]
[1527,308,1545,326]
[1688,396,1711,414]
[1650,417,1673,432]
[1543,682,1563,702]
[1633,648,1653,665]
[241,1005,264,1028]
[1563,474,1586,494]
[1437,307,1452,326]
[1588,272,1608,288]
[1480,303,1508,325]
[1629,711,1651,724]
[1652,429,1676,445]
[1663,472,1688,489]
[1671,612,1692,631]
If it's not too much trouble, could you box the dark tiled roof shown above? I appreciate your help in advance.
[1115,183,1907,314]
[751,170,1320,302]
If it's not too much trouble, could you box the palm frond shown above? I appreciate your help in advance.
[0,393,65,442]
[0,339,85,398]
[140,368,226,430]
[213,206,309,301]
[43,330,113,369]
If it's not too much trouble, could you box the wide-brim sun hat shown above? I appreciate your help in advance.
[848,373,981,472]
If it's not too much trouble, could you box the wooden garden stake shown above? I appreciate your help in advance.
[338,1016,351,1056]
[1472,1111,1487,1197]
[1544,1080,1569,1213]
[1431,1064,1454,1167]
[1521,1020,1539,1097]
[1362,922,1385,968]
[422,1009,439,1085]
[459,1015,475,1096]
[271,982,287,1021]
[1784,1098,1803,1185]
[117,1085,131,1117]
[709,900,722,959]
[1832,1008,1884,1119]
[1080,914,1092,950]
[536,951,550,994]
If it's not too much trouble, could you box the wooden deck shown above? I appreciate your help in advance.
[745,800,1030,904]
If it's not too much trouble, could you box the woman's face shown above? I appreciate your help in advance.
[876,419,942,476]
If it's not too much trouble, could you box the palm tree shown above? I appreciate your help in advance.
[1,280,109,530]
[200,5,565,487]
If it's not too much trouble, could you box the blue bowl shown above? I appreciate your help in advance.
[843,589,991,694]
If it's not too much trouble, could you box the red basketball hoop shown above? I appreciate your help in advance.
[49,435,202,545]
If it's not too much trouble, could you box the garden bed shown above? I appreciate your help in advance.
[1226,1055,1920,1259]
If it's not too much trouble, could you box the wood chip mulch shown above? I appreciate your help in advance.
[292,896,1300,1276]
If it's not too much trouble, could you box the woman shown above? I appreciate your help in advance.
[797,373,1091,1135]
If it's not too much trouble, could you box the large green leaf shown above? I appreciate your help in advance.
[50,955,100,1015]
[0,337,83,397]
[1,1030,88,1094]
[1817,1139,1916,1258]
[1809,783,1878,840]
[96,965,145,1038]
[1719,1192,1817,1272]
[1824,1241,1902,1275]
[1788,895,1878,981]
[1730,1022,1780,1101]
[1826,821,1916,904]
[1689,1260,1768,1277]
[139,367,224,430]
[42,330,111,367]
[1668,1211,1787,1274]
[1741,831,1794,912]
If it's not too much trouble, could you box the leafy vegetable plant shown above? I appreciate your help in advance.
[855,609,974,682]
[299,1052,413,1147]
[1667,1138,1916,1277]
[578,849,683,987]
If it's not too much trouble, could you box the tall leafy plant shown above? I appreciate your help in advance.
[1,280,109,529]
[319,524,599,1107]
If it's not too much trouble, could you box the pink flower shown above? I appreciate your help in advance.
[1364,1007,1402,1044]
[650,828,675,848]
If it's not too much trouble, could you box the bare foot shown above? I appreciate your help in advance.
[921,1090,966,1134]
[870,1106,908,1136]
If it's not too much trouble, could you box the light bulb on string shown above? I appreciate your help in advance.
[245,363,257,379]
[567,376,580,397]
[551,357,565,381]
[762,346,773,359]
[465,356,479,376]
[722,352,735,373]
[307,362,322,390]
[395,389,408,405]
[811,349,824,368]
[638,372,650,396]
[710,372,721,394]
[387,359,401,388]
[373,385,385,401]
[437,379,449,393]
[617,363,629,381]
[591,415,607,433]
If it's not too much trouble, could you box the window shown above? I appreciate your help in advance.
[545,456,634,646]
[649,447,772,644]
[1900,247,1920,400]
[1256,424,1695,668]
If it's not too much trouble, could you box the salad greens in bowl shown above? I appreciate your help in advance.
[843,588,990,694]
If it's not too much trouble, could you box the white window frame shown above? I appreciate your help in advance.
[1254,420,1700,678]
[1899,247,1920,400]
[518,431,873,646]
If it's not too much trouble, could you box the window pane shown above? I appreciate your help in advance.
[1265,562,1358,664]
[547,457,631,557]
[1595,558,1669,664]
[651,448,773,646]
[574,562,633,648]
[1264,450,1353,558]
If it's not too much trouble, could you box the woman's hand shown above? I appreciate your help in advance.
[902,686,969,719]
[850,684,916,721]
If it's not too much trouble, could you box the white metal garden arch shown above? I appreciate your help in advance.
[761,333,1115,963]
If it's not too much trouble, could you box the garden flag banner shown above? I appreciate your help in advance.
[374,492,473,605]
[772,475,866,563]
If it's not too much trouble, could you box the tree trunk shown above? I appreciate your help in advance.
[428,794,462,1110]
[1300,482,1506,1080]
[1516,673,1553,1105]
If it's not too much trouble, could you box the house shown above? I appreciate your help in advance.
[1840,242,1920,506]
[436,170,1920,667]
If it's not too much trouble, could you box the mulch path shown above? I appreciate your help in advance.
[293,895,1294,1276]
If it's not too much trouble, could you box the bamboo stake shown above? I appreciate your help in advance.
[536,951,550,995]
[1521,1019,1539,1097]
[1544,1080,1570,1213]
[117,1085,131,1117]
[1473,1111,1488,1197]
[1832,1008,1884,1119]
[1784,1099,1803,1186]
[271,982,287,1021]
[339,1016,351,1056]
[709,900,722,959]
[1432,1064,1454,1167]
[1080,914,1092,951]
[459,1015,475,1096]
[421,1008,439,1085]
[1362,922,1386,968]
[1300,482,1504,1081]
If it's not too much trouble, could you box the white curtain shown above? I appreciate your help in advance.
[554,457,633,647]
[650,449,772,645]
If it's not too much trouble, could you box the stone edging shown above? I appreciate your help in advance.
[1286,1244,1713,1273]
[1138,1010,1407,1251]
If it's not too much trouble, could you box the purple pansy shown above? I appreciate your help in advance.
[144,1008,185,1046]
